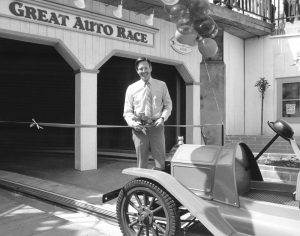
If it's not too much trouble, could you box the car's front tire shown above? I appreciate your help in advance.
[116,178,180,236]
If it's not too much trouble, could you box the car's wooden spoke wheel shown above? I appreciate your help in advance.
[116,178,180,236]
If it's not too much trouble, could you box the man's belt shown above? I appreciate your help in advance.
[140,119,154,126]
[133,116,156,127]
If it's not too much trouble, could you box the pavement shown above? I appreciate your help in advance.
[0,151,214,236]
[1,145,299,236]
[0,151,139,218]
[0,187,122,236]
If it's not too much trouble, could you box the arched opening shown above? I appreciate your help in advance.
[97,56,186,155]
[0,37,74,153]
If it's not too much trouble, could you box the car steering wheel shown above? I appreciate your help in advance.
[268,119,294,141]
[255,120,294,161]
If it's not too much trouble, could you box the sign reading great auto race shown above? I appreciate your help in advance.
[6,1,154,46]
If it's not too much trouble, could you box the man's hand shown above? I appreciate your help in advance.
[132,121,143,131]
[154,117,164,127]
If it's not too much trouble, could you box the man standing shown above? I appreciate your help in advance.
[123,57,172,170]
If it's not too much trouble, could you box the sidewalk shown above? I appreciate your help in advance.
[0,152,138,218]
[0,187,122,236]
[0,152,215,236]
[0,150,298,236]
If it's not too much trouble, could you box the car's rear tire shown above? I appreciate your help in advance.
[116,178,181,236]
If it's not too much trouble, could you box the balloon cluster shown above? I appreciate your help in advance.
[163,0,219,58]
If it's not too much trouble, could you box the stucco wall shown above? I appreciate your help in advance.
[200,62,225,145]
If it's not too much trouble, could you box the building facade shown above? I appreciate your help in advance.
[224,20,300,154]
[0,0,203,170]
[1,0,298,171]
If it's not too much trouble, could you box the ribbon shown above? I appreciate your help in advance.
[1,118,223,130]
[30,118,44,130]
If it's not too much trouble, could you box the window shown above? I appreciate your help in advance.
[277,77,300,122]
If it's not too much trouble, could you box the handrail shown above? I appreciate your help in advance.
[213,0,276,23]
[213,0,300,34]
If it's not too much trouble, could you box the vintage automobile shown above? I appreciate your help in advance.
[103,120,300,236]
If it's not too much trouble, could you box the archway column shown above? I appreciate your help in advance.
[186,83,202,144]
[75,70,98,171]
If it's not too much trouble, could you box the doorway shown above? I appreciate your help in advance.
[97,56,186,154]
[0,37,74,153]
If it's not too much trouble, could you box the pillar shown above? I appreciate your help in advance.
[186,83,202,144]
[75,70,98,171]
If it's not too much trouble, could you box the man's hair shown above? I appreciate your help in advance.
[134,57,152,71]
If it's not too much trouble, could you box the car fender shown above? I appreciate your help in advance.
[123,167,242,236]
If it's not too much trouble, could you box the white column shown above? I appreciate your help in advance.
[186,83,202,144]
[75,70,98,171]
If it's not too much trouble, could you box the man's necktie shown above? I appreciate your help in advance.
[144,82,153,118]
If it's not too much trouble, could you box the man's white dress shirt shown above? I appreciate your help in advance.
[123,77,172,127]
